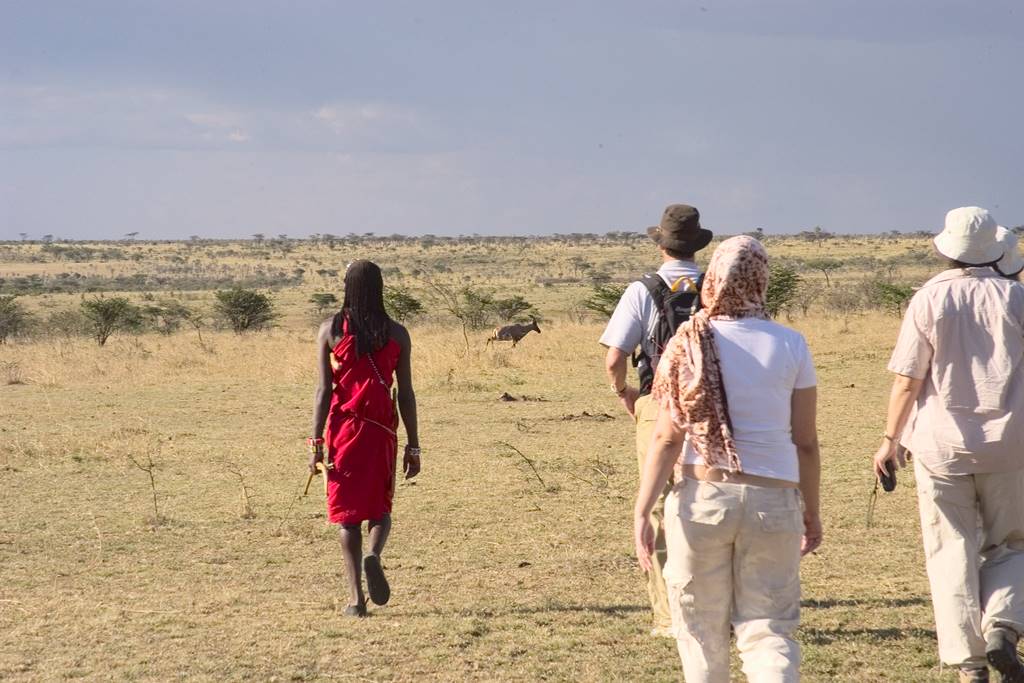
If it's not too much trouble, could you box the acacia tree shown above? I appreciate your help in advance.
[765,264,801,318]
[792,282,821,317]
[872,281,915,317]
[143,300,199,336]
[420,277,492,353]
[824,285,865,332]
[81,297,143,346]
[308,292,339,318]
[491,295,536,322]
[583,283,628,319]
[214,288,277,333]
[804,258,843,287]
[383,286,424,322]
[0,296,32,344]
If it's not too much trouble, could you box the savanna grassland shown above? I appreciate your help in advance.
[0,233,960,681]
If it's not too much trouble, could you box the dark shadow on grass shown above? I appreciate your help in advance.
[801,626,937,645]
[396,603,648,619]
[802,596,928,609]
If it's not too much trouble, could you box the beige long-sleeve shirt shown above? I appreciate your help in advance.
[889,267,1024,474]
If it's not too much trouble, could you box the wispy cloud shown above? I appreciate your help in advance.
[313,103,418,130]
[0,84,428,152]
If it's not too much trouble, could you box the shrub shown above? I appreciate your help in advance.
[824,284,866,331]
[214,288,277,334]
[47,309,90,339]
[792,282,821,317]
[583,283,628,319]
[0,295,33,344]
[383,286,424,322]
[308,292,339,318]
[459,287,495,330]
[765,264,801,318]
[491,295,536,322]
[81,297,144,346]
[419,278,494,352]
[871,281,915,317]
[143,300,198,335]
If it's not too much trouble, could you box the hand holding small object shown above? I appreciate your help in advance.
[303,437,330,497]
[403,445,421,479]
[872,434,905,489]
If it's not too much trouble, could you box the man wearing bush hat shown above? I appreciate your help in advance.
[874,206,1024,682]
[599,203,713,638]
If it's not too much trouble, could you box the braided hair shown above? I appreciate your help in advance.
[332,260,391,355]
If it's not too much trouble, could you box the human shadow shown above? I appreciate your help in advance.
[802,596,928,609]
[801,626,937,645]
[396,602,648,619]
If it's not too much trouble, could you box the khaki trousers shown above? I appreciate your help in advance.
[635,393,673,630]
[914,457,1024,667]
[663,478,803,683]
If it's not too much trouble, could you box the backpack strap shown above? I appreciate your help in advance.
[692,273,704,314]
[639,273,669,310]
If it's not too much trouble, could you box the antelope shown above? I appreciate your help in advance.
[486,317,541,347]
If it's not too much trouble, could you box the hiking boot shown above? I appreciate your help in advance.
[959,666,990,682]
[986,627,1024,683]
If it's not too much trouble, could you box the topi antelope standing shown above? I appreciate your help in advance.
[486,317,541,347]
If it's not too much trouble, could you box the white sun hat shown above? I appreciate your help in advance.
[996,225,1024,276]
[933,206,1003,265]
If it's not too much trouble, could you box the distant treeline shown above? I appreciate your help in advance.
[0,271,302,296]
[0,228,961,253]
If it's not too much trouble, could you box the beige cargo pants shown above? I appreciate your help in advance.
[914,457,1024,668]
[635,393,673,631]
[663,478,803,683]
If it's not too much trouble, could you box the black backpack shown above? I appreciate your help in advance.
[633,273,703,395]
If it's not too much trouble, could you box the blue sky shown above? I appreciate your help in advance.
[1,1,1022,239]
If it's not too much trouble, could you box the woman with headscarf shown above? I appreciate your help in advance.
[634,236,821,682]
[308,260,420,617]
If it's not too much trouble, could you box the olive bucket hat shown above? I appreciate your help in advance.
[646,204,714,253]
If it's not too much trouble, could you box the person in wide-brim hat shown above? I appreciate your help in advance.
[876,207,1024,681]
[933,206,1004,265]
[995,225,1024,279]
[647,204,714,254]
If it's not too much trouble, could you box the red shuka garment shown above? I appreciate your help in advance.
[325,325,401,525]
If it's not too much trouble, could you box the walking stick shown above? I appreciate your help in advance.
[303,460,330,497]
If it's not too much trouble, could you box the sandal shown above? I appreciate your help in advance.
[363,554,391,606]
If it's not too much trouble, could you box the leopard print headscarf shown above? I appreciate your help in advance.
[651,235,770,472]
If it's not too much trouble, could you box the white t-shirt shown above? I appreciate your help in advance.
[679,318,817,483]
[599,259,703,353]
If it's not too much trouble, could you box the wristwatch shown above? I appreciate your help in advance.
[611,383,628,396]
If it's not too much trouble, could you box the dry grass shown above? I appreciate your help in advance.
[0,237,958,681]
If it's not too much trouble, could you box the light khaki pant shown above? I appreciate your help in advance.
[663,478,803,683]
[914,457,1024,667]
[635,393,673,630]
